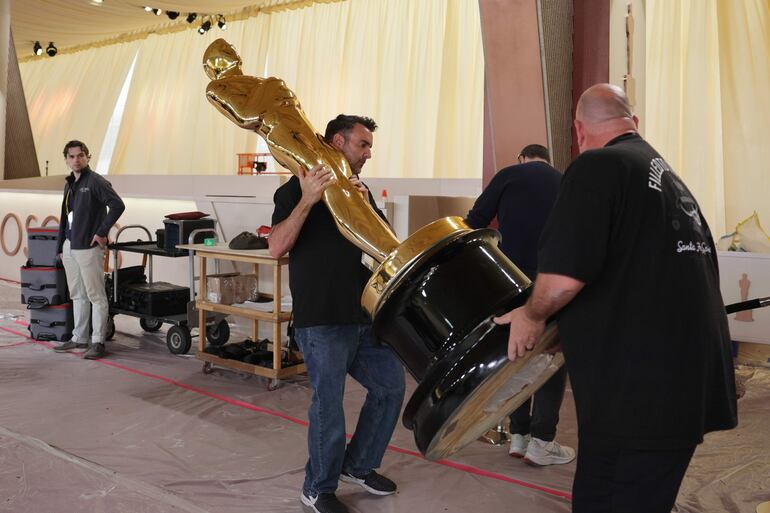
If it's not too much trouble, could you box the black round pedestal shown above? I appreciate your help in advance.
[372,228,563,460]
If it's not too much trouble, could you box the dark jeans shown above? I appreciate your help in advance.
[295,324,405,496]
[572,442,695,513]
[509,365,567,441]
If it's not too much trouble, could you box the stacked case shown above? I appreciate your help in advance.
[22,227,73,341]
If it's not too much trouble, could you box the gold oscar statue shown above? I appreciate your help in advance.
[204,39,561,461]
[203,38,400,262]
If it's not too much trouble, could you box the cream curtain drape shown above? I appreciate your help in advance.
[19,0,483,178]
[264,0,483,179]
[646,0,770,235]
[108,17,270,175]
[19,41,139,175]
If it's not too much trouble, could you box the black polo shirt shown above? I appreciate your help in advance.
[272,176,386,328]
[538,133,737,450]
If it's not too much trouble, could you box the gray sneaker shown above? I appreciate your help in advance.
[83,343,106,360]
[54,340,88,352]
[523,437,576,466]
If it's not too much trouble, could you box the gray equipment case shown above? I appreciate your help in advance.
[27,226,60,267]
[20,266,69,308]
[28,303,74,342]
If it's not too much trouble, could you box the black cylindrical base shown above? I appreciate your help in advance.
[372,229,556,459]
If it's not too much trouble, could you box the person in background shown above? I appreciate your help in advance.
[55,140,124,360]
[465,143,575,466]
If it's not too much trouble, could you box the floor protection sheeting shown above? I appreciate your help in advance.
[0,280,768,513]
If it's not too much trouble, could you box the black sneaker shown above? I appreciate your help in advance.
[54,340,88,352]
[83,343,106,360]
[300,492,349,513]
[340,470,396,495]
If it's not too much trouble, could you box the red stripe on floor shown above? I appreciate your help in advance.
[0,322,572,501]
[0,341,32,349]
[0,276,21,284]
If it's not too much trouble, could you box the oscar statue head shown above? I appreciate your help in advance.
[203,38,244,80]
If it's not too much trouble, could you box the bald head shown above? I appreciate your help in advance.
[576,84,634,123]
[574,83,638,153]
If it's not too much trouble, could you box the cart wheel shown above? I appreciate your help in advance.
[206,319,230,346]
[266,378,280,391]
[105,316,116,341]
[166,326,192,354]
[202,362,214,375]
[140,317,163,332]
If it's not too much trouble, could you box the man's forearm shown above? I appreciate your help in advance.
[267,199,314,257]
[524,272,585,322]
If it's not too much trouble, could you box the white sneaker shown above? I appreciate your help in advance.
[523,437,576,466]
[509,433,530,458]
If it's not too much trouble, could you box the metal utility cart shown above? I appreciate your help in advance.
[107,225,230,354]
[177,242,306,390]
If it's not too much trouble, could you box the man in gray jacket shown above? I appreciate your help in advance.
[55,140,125,359]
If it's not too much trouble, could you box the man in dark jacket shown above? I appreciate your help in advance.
[55,140,125,359]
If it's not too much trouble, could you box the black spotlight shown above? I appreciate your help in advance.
[198,20,212,34]
[167,11,180,20]
[186,12,197,23]
[45,42,57,57]
[217,15,227,30]
[33,41,43,56]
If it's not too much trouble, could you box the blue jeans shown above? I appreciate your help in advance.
[295,324,405,495]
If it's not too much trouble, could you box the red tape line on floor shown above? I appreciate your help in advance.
[0,276,21,284]
[1,321,572,501]
[0,341,33,349]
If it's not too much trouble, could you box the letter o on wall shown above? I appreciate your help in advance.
[42,215,59,227]
[1,213,23,256]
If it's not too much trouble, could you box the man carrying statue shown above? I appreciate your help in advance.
[204,40,405,513]
[496,84,737,513]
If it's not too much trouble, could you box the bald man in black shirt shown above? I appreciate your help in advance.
[495,84,737,513]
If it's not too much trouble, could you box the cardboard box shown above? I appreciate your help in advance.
[206,273,259,305]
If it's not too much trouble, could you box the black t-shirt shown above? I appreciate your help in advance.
[271,176,385,328]
[538,133,737,450]
[465,161,562,278]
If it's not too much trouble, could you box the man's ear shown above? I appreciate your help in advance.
[331,132,345,150]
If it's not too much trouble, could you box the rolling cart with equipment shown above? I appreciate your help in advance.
[107,225,230,354]
[177,242,306,391]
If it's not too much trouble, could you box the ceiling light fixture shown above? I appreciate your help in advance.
[217,15,227,30]
[152,8,162,16]
[46,42,57,57]
[144,6,152,12]
[186,12,197,23]
[198,19,212,34]
[167,11,180,20]
[33,41,43,56]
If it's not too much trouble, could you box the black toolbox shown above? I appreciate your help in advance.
[28,303,74,341]
[111,281,189,317]
[27,227,60,267]
[163,219,216,255]
[20,266,69,308]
